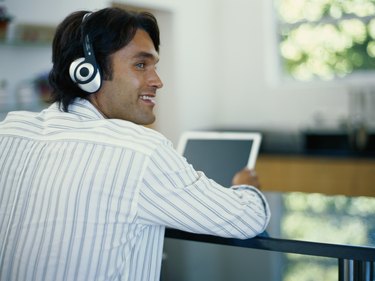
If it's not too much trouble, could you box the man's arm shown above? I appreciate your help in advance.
[136,141,270,239]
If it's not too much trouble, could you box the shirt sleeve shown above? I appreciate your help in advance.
[136,140,271,239]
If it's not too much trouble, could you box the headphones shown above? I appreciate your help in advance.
[69,13,102,93]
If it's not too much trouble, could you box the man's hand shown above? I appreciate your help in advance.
[232,168,261,188]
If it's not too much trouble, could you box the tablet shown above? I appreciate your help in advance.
[177,131,262,186]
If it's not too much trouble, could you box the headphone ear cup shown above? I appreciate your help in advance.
[69,57,101,93]
[69,57,85,83]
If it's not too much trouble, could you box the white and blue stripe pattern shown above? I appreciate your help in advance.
[0,98,270,281]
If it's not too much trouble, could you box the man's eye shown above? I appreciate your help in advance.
[136,63,145,69]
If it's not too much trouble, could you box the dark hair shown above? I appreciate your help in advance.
[48,7,160,112]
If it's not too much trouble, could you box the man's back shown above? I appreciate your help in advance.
[0,99,166,281]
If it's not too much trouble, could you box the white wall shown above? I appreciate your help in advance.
[214,0,354,132]
[5,0,107,24]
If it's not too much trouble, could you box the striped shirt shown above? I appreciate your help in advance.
[0,98,270,281]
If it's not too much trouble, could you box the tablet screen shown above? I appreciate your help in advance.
[177,132,261,187]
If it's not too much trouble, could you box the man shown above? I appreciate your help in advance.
[0,7,270,281]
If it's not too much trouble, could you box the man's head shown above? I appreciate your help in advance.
[49,7,163,124]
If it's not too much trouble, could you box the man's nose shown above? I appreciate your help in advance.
[149,70,163,89]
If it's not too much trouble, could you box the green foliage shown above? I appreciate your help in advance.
[276,0,375,80]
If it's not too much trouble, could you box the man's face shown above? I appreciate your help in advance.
[90,29,163,125]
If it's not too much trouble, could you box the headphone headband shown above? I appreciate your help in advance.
[81,12,96,66]
[82,12,92,22]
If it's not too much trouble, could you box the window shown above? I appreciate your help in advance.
[275,0,375,81]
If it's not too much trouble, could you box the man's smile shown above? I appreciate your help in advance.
[139,95,156,105]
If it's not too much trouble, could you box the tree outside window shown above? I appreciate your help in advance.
[275,0,375,81]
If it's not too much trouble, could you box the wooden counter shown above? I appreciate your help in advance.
[255,154,375,197]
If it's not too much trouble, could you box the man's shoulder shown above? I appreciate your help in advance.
[0,105,171,156]
[105,119,169,146]
[68,118,170,156]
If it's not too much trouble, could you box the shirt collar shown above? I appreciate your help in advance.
[53,98,105,120]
